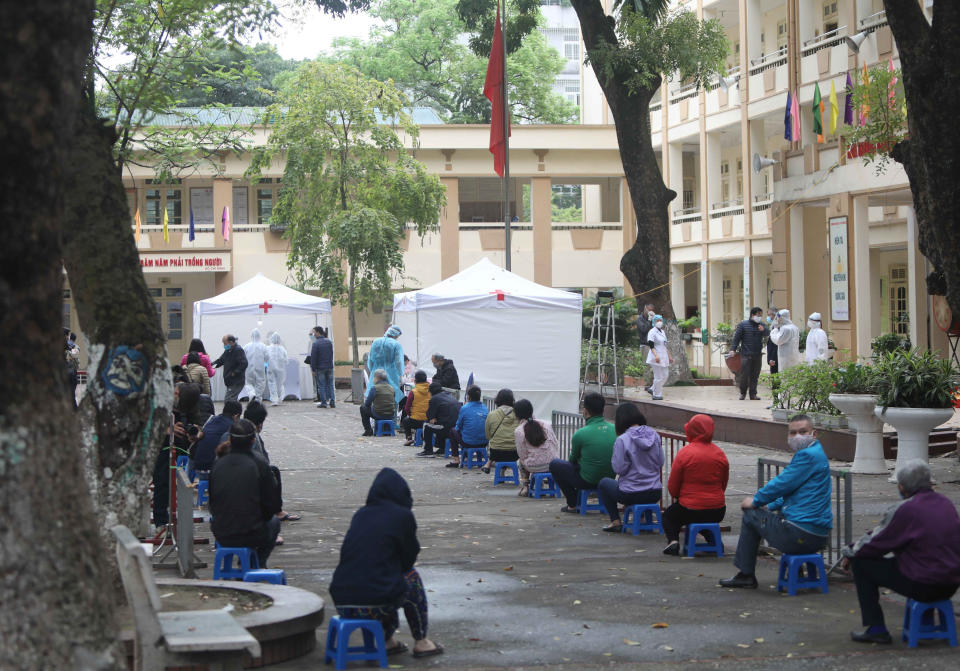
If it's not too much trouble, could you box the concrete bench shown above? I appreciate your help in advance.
[113,525,260,670]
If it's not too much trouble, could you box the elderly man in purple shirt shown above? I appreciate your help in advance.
[843,460,960,644]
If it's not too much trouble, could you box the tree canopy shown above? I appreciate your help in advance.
[171,44,303,107]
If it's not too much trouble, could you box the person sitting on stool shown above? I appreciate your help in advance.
[416,382,459,457]
[718,414,832,588]
[548,392,616,513]
[446,384,488,468]
[843,460,960,644]
[361,368,398,437]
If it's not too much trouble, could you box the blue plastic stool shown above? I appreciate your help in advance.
[461,447,488,470]
[176,454,189,470]
[324,616,388,670]
[493,461,520,485]
[529,472,560,499]
[242,569,287,585]
[375,419,396,436]
[413,428,423,446]
[213,546,259,580]
[682,523,724,556]
[902,598,958,648]
[196,480,209,507]
[777,553,828,595]
[578,489,608,515]
[621,504,663,534]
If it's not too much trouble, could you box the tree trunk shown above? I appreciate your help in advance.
[348,266,360,366]
[62,107,174,553]
[884,0,960,318]
[571,0,693,382]
[0,1,122,667]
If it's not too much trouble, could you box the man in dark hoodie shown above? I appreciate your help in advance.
[213,334,248,403]
[430,353,460,390]
[330,468,443,659]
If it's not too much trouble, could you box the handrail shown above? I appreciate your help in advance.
[749,47,787,75]
[801,25,848,55]
[710,196,744,211]
[859,10,887,30]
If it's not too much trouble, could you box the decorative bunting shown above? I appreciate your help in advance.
[221,206,230,242]
[134,205,141,242]
[790,90,801,143]
[784,91,793,141]
[829,80,839,135]
[162,205,169,243]
[813,83,824,143]
[188,206,195,242]
[844,72,854,126]
[859,64,870,126]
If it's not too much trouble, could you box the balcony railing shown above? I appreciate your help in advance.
[710,65,740,90]
[649,101,662,112]
[672,206,702,222]
[752,192,774,212]
[801,25,848,56]
[859,10,888,31]
[709,197,745,218]
[749,46,787,75]
[669,82,700,104]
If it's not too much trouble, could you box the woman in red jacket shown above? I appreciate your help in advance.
[661,414,729,555]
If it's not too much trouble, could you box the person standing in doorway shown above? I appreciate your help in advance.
[731,307,766,400]
[645,315,672,401]
[213,334,247,404]
[310,326,335,408]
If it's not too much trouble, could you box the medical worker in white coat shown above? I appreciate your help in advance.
[244,328,269,401]
[769,309,802,370]
[804,312,829,363]
[266,332,288,405]
[645,314,672,401]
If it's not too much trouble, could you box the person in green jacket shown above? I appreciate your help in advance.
[548,392,616,513]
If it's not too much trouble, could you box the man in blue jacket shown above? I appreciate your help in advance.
[730,306,767,400]
[719,414,832,588]
[310,326,335,408]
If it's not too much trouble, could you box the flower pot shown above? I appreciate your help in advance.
[874,406,956,481]
[812,412,848,430]
[771,408,791,422]
[829,394,886,474]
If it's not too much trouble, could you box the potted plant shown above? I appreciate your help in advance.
[828,362,886,474]
[873,349,958,480]
[677,314,701,341]
[764,362,847,428]
[870,332,911,357]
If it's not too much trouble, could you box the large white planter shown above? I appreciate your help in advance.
[874,406,956,481]
[829,394,886,474]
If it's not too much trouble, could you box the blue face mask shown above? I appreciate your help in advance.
[766,316,773,325]
[224,344,230,350]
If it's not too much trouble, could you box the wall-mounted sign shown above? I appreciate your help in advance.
[139,252,231,273]
[829,216,849,321]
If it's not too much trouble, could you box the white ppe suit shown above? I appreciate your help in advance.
[243,328,269,401]
[266,332,288,404]
[770,310,802,370]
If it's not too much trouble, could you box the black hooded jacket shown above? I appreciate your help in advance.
[329,468,420,606]
[433,359,460,390]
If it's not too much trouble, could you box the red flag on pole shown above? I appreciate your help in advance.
[484,5,510,177]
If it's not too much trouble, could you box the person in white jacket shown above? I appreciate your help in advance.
[266,332,288,405]
[645,315,673,400]
[243,328,269,402]
[804,312,829,364]
[770,309,802,370]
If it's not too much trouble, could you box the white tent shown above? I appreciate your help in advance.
[192,273,332,401]
[392,258,582,419]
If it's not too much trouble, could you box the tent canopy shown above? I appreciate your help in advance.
[393,257,581,312]
[392,259,582,418]
[194,273,331,316]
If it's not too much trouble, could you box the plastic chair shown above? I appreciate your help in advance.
[413,428,423,447]
[493,462,520,485]
[902,599,958,648]
[529,472,560,499]
[213,546,259,580]
[776,553,828,595]
[176,455,189,470]
[242,569,287,585]
[682,523,724,556]
[195,480,209,507]
[375,419,396,436]
[621,504,663,534]
[461,447,488,470]
[323,616,388,670]
[578,489,608,515]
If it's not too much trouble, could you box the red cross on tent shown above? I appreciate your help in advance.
[259,301,274,314]
[489,290,507,301]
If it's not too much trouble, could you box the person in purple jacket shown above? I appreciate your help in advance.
[596,403,664,533]
[843,460,960,644]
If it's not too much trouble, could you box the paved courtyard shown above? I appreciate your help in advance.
[189,398,960,669]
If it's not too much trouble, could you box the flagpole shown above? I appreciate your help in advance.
[501,0,511,271]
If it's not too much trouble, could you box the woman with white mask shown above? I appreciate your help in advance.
[804,312,829,364]
[645,315,673,401]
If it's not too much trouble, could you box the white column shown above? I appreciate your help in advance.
[671,264,685,319]
[853,196,872,357]
[789,205,805,321]
[743,256,752,316]
[906,207,923,350]
[669,143,684,207]
[797,0,816,45]
[709,259,724,333]
[705,133,722,211]
[749,119,768,199]
[745,0,762,60]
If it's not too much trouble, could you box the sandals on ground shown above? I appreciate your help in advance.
[517,485,529,497]
[412,643,444,658]
[386,642,409,656]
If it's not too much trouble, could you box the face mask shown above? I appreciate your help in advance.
[766,316,773,325]
[648,311,655,318]
[807,320,819,329]
[654,322,664,330]
[309,334,316,342]
[224,344,230,350]
[787,433,816,452]
[751,315,762,324]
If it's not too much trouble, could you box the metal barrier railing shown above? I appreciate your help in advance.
[756,457,853,571]
[481,396,496,413]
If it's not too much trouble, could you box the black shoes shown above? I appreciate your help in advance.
[850,628,892,644]
[739,394,746,400]
[361,430,374,437]
[415,451,435,458]
[718,572,758,588]
[662,541,680,556]
[750,396,761,400]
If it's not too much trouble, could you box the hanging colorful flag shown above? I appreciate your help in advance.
[887,56,897,107]
[483,4,510,177]
[784,90,793,141]
[859,64,870,126]
[188,206,195,242]
[162,205,169,242]
[829,80,839,135]
[813,83,824,143]
[790,90,801,143]
[221,206,230,242]
[844,72,854,125]
[134,205,142,242]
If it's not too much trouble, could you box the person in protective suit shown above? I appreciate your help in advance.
[266,332,288,405]
[367,325,405,403]
[244,328,269,402]
[769,309,802,370]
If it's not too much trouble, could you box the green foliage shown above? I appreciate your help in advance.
[581,297,639,349]
[171,44,303,107]
[677,314,701,332]
[871,332,911,357]
[844,64,907,175]
[331,0,576,124]
[589,7,730,96]
[552,205,583,222]
[248,62,446,363]
[621,348,650,378]
[763,361,841,415]
[455,0,542,56]
[92,0,280,173]
[873,349,959,409]
[831,361,879,396]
